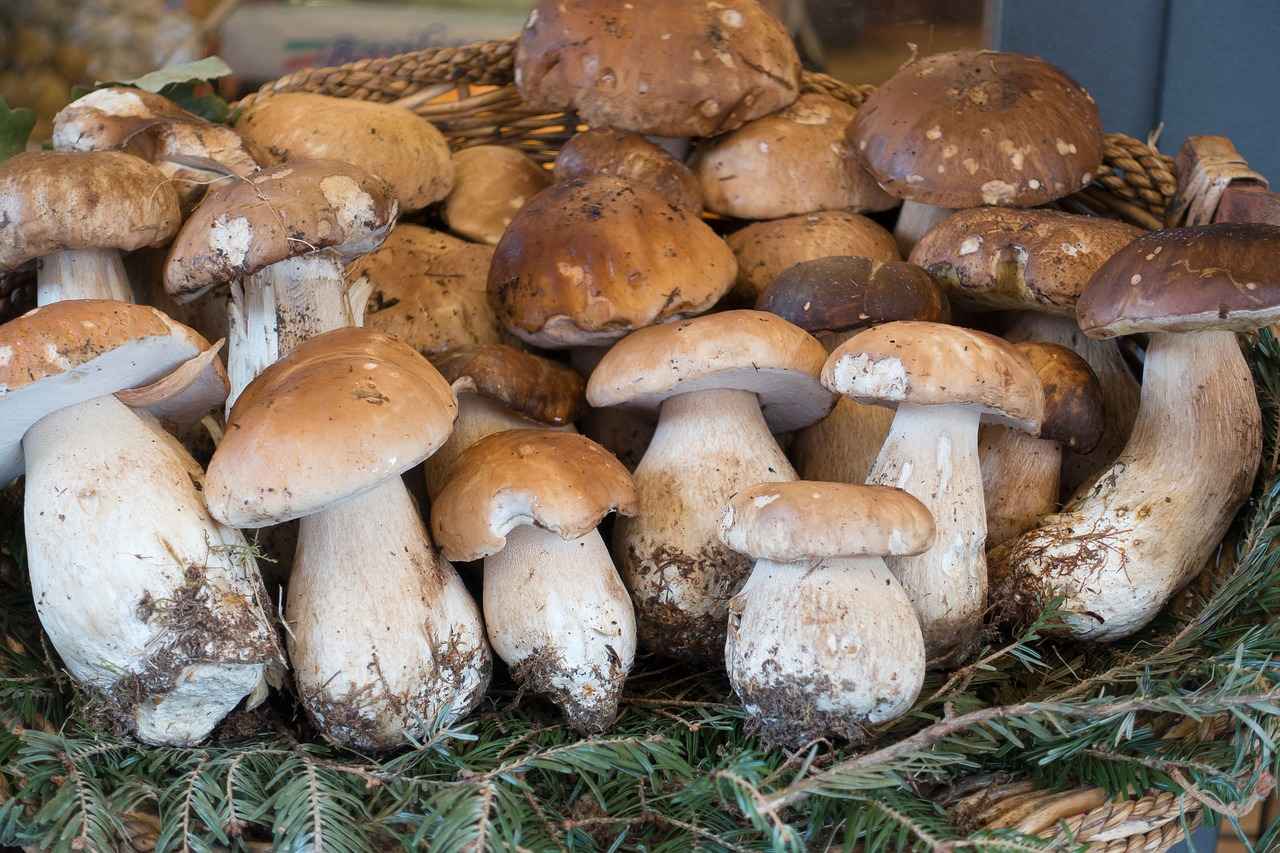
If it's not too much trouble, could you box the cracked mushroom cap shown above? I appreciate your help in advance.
[1013,342,1104,451]
[516,0,801,138]
[1078,223,1280,338]
[719,482,935,562]
[910,208,1142,315]
[204,327,457,528]
[489,176,736,348]
[431,429,637,562]
[849,50,1103,208]
[444,146,551,245]
[554,129,702,215]
[0,150,181,273]
[163,160,398,303]
[587,309,833,431]
[757,256,949,334]
[0,300,211,483]
[235,93,453,212]
[822,320,1044,432]
[692,93,896,219]
[434,344,586,426]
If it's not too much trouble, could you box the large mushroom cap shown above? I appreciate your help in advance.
[0,151,181,272]
[0,300,211,483]
[757,256,949,334]
[1078,223,1280,338]
[489,177,736,348]
[554,129,702,215]
[1013,341,1104,451]
[849,50,1103,208]
[205,327,457,528]
[164,160,398,302]
[719,482,935,562]
[434,344,586,427]
[692,93,896,220]
[911,208,1142,315]
[236,93,453,212]
[823,320,1045,432]
[516,0,800,138]
[52,87,190,150]
[431,429,637,562]
[587,309,832,431]
[444,146,551,245]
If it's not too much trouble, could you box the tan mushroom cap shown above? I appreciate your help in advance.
[346,224,501,357]
[554,129,703,215]
[204,327,457,528]
[431,429,637,562]
[52,87,190,150]
[910,208,1142,315]
[236,92,453,212]
[0,151,181,272]
[849,50,1103,208]
[516,0,800,138]
[164,160,398,302]
[587,309,833,431]
[444,146,551,245]
[692,94,896,220]
[727,211,899,304]
[1013,342,1103,451]
[489,177,736,348]
[757,256,949,334]
[434,344,586,426]
[822,321,1044,432]
[719,482,935,562]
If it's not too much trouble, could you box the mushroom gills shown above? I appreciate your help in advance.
[36,247,133,305]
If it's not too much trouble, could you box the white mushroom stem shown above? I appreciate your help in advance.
[36,248,134,305]
[726,555,925,745]
[893,200,954,256]
[24,395,280,746]
[992,330,1261,641]
[616,388,795,661]
[979,428,1060,550]
[484,524,636,733]
[866,403,985,668]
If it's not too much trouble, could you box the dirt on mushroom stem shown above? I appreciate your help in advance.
[511,642,627,735]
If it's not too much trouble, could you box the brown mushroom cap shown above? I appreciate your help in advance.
[554,129,702,215]
[516,0,800,138]
[910,208,1142,315]
[1013,341,1104,451]
[236,92,453,212]
[164,160,398,302]
[1078,223,1280,337]
[692,94,896,220]
[433,344,586,426]
[204,327,457,528]
[727,211,899,304]
[757,256,949,334]
[444,146,551,245]
[52,87,189,150]
[849,50,1103,208]
[489,177,736,348]
[431,429,637,562]
[0,151,181,272]
[719,482,935,562]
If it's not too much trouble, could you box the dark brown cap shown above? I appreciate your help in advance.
[1013,341,1103,451]
[554,129,702,215]
[757,256,949,334]
[433,344,586,426]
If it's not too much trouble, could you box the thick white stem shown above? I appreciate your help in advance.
[894,200,954,256]
[867,404,985,667]
[615,388,795,662]
[36,248,133,305]
[484,524,636,733]
[979,428,1060,549]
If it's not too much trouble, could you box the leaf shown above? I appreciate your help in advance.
[109,57,233,94]
[0,99,36,163]
[156,81,231,125]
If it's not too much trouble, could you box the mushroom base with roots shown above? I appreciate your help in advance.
[24,395,281,746]
[289,477,492,751]
[990,330,1262,641]
[483,524,636,734]
[979,428,1060,550]
[726,555,925,747]
[615,389,795,662]
[36,247,134,305]
[894,200,954,256]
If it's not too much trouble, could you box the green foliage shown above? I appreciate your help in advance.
[90,56,235,125]
[0,99,35,163]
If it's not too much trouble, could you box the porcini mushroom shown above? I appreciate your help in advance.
[443,146,551,245]
[554,129,703,215]
[432,430,637,733]
[720,482,932,744]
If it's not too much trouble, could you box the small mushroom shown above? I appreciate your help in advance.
[444,146,551,245]
[554,128,703,215]
[432,430,638,733]
[719,482,932,744]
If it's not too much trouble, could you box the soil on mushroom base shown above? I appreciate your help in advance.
[511,642,626,735]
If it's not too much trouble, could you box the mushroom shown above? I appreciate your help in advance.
[691,93,896,220]
[847,50,1104,254]
[0,150,181,305]
[205,327,491,749]
[822,321,1044,666]
[991,224,1278,641]
[568,345,657,473]
[979,342,1103,549]
[726,211,899,305]
[116,339,230,463]
[443,146,551,245]
[719,482,932,744]
[587,310,833,661]
[554,129,703,215]
[235,92,453,213]
[2,300,283,745]
[757,256,950,485]
[431,430,637,733]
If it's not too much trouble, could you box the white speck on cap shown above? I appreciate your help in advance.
[320,175,377,239]
[1055,138,1078,156]
[925,126,942,140]
[751,493,780,508]
[525,8,538,28]
[0,346,11,367]
[980,180,1017,205]
[1130,274,1142,286]
[1060,242,1082,257]
[962,158,980,175]
[958,236,982,256]
[209,214,253,269]
[720,8,744,27]
[1028,178,1041,190]
[906,174,924,184]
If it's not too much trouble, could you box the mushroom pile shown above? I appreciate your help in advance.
[0,0,1272,750]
